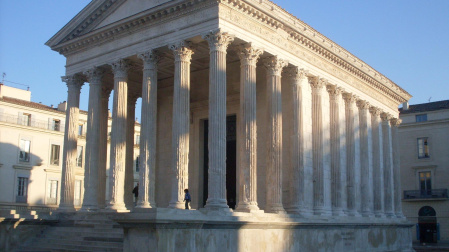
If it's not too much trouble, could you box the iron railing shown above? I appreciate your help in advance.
[403,189,448,200]
[0,112,64,132]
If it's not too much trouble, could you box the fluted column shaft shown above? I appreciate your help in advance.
[136,51,160,208]
[391,118,404,218]
[327,85,346,216]
[370,107,384,217]
[357,100,374,217]
[264,56,287,214]
[203,30,234,209]
[343,93,361,216]
[81,68,104,211]
[106,59,130,212]
[59,75,84,211]
[235,44,263,212]
[310,78,332,216]
[381,113,395,217]
[98,88,111,208]
[284,68,313,215]
[169,42,193,209]
[125,95,137,209]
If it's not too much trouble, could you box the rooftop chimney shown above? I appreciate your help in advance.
[402,101,409,110]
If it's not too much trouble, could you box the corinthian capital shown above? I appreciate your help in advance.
[169,41,194,62]
[326,84,342,97]
[381,112,393,122]
[84,67,104,85]
[111,59,131,79]
[61,74,85,90]
[309,76,327,90]
[263,56,288,76]
[202,29,235,52]
[356,100,370,110]
[369,106,382,117]
[390,118,402,127]
[342,92,357,104]
[236,43,264,66]
[138,50,160,70]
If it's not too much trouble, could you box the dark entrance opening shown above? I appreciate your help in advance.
[418,206,437,243]
[202,115,237,209]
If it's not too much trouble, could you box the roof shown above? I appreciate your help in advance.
[0,96,86,115]
[399,100,449,114]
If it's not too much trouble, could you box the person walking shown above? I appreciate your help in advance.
[184,189,191,210]
[132,183,139,206]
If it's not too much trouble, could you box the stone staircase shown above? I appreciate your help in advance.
[16,213,124,252]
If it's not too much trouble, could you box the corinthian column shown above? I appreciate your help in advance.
[357,100,374,217]
[125,94,138,209]
[370,107,384,217]
[310,77,332,216]
[327,85,346,216]
[381,113,395,217]
[98,87,112,208]
[263,56,288,214]
[136,50,160,209]
[284,67,313,216]
[391,118,405,218]
[169,41,194,209]
[59,74,84,212]
[80,68,104,212]
[235,43,263,212]
[106,59,130,212]
[202,29,235,210]
[342,93,361,216]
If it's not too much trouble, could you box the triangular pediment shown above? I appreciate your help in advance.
[46,0,172,49]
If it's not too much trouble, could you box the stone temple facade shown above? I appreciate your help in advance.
[46,0,413,251]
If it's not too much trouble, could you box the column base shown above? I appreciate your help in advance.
[57,204,76,212]
[385,211,396,218]
[313,206,332,217]
[135,201,156,209]
[168,201,185,209]
[205,198,229,210]
[346,209,361,217]
[105,202,129,213]
[265,204,286,214]
[374,211,386,218]
[361,211,375,218]
[235,202,261,213]
[332,208,346,217]
[285,206,314,216]
[79,205,99,212]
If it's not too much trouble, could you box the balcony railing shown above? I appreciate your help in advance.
[0,112,64,132]
[403,189,448,200]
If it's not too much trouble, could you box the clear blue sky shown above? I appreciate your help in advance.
[1,0,448,117]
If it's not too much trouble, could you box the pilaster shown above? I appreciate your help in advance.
[169,41,194,209]
[235,43,263,212]
[357,100,374,217]
[381,112,395,217]
[203,29,234,210]
[106,59,130,212]
[136,50,160,209]
[263,56,288,214]
[370,107,384,217]
[327,85,346,216]
[80,67,104,212]
[310,77,332,216]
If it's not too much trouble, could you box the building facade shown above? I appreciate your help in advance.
[0,84,141,210]
[43,0,413,250]
[399,100,449,243]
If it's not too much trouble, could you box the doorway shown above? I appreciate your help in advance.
[418,206,437,243]
[202,115,237,209]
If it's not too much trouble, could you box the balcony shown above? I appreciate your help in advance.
[0,112,64,132]
[403,189,449,200]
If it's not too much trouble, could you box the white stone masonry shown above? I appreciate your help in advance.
[125,94,138,209]
[370,107,384,217]
[391,118,404,218]
[381,113,395,217]
[98,87,111,209]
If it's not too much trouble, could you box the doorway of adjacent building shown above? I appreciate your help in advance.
[202,115,237,209]
[418,206,437,243]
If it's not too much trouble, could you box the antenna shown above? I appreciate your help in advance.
[428,97,432,103]
[2,73,5,83]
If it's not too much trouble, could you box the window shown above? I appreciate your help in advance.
[135,156,140,172]
[19,139,31,162]
[418,138,430,159]
[53,119,61,131]
[78,125,83,136]
[16,177,28,203]
[50,144,60,165]
[47,180,58,205]
[74,180,82,206]
[419,171,432,196]
[22,113,31,126]
[135,135,140,145]
[76,146,83,167]
[416,114,427,122]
